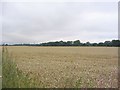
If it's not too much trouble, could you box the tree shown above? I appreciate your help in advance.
[92,43,97,46]
[66,41,73,46]
[104,41,112,46]
[85,42,91,46]
[98,42,104,46]
[9,39,120,47]
[73,40,81,46]
[112,40,120,46]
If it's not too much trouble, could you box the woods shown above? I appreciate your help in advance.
[4,40,120,47]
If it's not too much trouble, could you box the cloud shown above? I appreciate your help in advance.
[0,2,2,44]
[2,2,118,43]
[1,0,119,2]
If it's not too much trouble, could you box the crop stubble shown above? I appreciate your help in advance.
[7,46,118,88]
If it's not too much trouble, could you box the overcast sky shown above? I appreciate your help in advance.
[1,1,118,43]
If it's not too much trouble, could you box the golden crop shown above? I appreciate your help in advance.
[5,46,118,88]
[0,47,2,89]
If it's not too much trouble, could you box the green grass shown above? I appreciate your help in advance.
[2,47,39,88]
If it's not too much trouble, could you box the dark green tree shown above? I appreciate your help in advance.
[104,41,112,46]
[112,40,120,46]
[85,42,91,46]
[73,40,81,46]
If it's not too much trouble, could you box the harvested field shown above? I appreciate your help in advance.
[5,46,118,88]
[0,47,2,89]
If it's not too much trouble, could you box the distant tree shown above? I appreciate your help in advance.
[66,41,73,46]
[73,40,81,46]
[112,40,120,46]
[5,44,8,46]
[59,41,64,45]
[10,39,120,47]
[104,41,112,46]
[92,43,98,46]
[85,42,91,46]
[98,42,104,46]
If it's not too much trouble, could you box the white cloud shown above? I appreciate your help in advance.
[2,2,118,43]
[0,2,2,44]
[1,0,119,2]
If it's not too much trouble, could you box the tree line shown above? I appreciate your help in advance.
[3,40,120,47]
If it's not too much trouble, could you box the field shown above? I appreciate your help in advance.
[0,47,2,89]
[3,46,118,88]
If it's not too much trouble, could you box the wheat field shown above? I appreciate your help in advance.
[5,46,118,88]
[0,47,2,89]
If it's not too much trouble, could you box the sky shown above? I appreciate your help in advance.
[1,0,119,44]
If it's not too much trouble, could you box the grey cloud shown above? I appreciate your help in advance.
[2,2,118,43]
